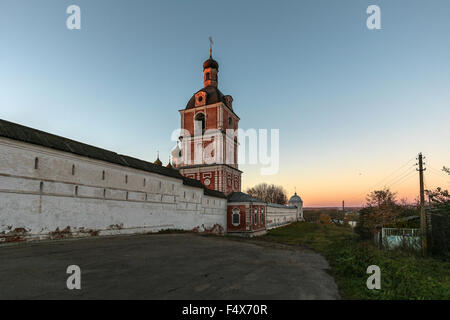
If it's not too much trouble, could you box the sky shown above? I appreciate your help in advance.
[1,0,449,207]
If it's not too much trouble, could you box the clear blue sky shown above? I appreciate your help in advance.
[1,0,449,206]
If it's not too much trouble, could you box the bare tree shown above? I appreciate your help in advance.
[246,183,288,205]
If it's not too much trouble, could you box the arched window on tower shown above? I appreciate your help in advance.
[194,113,206,135]
[206,72,210,80]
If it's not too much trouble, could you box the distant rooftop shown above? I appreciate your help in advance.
[227,191,265,203]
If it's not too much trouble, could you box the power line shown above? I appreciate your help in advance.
[347,156,416,202]
[370,156,416,190]
[428,165,449,179]
[386,169,417,189]
[384,169,415,189]
[426,169,450,185]
[381,164,416,189]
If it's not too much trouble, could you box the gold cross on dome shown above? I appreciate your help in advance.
[209,36,214,57]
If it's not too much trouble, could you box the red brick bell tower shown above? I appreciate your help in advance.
[173,51,242,195]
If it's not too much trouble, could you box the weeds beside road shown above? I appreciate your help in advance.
[260,222,450,300]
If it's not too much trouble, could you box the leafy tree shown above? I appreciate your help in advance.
[356,188,419,238]
[365,188,397,208]
[246,183,288,205]
[361,188,399,230]
[425,186,450,256]
[425,187,450,217]
[318,213,332,224]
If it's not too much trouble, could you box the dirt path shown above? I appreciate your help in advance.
[0,233,340,299]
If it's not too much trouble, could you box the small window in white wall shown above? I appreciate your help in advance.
[34,157,39,169]
[143,178,146,187]
[72,164,75,175]
[232,208,240,226]
[125,175,128,184]
[102,170,105,180]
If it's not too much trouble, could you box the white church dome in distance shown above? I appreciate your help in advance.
[288,192,303,208]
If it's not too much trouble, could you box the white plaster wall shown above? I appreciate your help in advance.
[0,138,227,241]
[266,205,298,230]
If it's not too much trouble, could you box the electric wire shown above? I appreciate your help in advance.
[387,169,416,190]
[347,157,416,203]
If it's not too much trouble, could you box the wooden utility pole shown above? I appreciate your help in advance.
[342,200,345,215]
[417,153,427,256]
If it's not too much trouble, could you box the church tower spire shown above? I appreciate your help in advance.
[203,38,219,88]
[178,48,241,195]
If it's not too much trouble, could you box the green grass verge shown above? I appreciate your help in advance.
[260,222,450,300]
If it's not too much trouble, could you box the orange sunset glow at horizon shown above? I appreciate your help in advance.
[241,153,449,208]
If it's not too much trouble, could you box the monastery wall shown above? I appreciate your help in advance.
[266,204,298,230]
[0,137,227,242]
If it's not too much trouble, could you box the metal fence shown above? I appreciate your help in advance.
[379,228,421,250]
[382,228,420,237]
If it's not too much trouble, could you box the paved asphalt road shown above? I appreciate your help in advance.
[0,234,340,299]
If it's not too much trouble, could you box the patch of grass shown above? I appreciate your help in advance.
[261,222,450,300]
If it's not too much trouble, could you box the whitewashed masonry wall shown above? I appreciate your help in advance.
[266,204,299,230]
[0,137,227,242]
